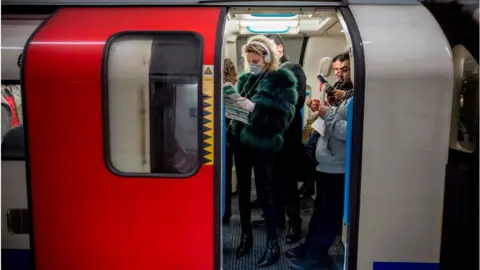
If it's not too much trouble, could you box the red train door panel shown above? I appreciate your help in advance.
[22,7,224,270]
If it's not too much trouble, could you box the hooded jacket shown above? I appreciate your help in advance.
[315,95,352,174]
[232,68,298,152]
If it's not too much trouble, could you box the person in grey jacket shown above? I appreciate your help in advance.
[287,55,353,270]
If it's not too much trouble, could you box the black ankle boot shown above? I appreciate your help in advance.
[236,232,253,258]
[285,223,302,244]
[255,240,280,268]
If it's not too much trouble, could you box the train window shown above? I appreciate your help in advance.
[105,33,203,176]
[1,84,25,160]
[6,208,30,234]
[450,45,479,153]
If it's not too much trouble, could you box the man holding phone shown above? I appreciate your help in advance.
[288,52,353,269]
[308,53,352,110]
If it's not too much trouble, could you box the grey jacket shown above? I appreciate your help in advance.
[315,96,352,174]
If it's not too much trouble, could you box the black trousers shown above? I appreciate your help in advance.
[272,143,302,227]
[224,134,234,219]
[305,171,345,258]
[235,142,278,241]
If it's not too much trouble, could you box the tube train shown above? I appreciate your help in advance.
[1,0,478,270]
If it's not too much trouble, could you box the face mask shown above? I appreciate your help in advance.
[250,64,263,75]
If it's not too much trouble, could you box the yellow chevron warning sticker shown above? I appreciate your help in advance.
[202,65,214,165]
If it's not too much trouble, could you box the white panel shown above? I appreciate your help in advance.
[302,35,347,122]
[1,19,43,80]
[226,42,238,69]
[337,12,355,80]
[1,161,30,249]
[107,37,152,173]
[350,5,453,269]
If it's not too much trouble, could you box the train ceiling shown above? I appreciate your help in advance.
[225,9,341,38]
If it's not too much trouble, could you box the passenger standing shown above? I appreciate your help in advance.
[299,54,346,203]
[223,58,238,226]
[287,53,353,270]
[265,33,307,244]
[228,35,298,268]
[305,53,351,110]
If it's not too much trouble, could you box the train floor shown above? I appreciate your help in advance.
[222,186,345,270]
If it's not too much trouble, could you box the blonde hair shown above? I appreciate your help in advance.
[242,35,280,72]
[223,58,238,84]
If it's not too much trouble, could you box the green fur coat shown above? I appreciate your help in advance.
[232,68,298,152]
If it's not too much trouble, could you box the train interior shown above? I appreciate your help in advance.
[0,4,479,270]
[220,7,352,270]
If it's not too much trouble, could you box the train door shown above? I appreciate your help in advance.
[348,3,454,270]
[22,7,225,270]
[423,2,479,269]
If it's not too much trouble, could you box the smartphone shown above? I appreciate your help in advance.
[317,74,334,96]
[317,74,328,84]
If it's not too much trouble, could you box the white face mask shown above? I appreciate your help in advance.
[250,64,263,75]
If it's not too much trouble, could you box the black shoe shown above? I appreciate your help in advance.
[236,233,253,258]
[250,199,261,210]
[285,224,302,244]
[252,219,265,228]
[285,243,307,259]
[222,216,230,226]
[255,240,280,268]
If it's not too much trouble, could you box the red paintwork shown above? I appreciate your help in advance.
[24,8,220,270]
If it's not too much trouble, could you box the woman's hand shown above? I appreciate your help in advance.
[236,97,255,112]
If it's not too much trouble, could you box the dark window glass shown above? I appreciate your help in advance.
[6,208,30,234]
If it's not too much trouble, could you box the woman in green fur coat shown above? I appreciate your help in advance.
[227,35,298,268]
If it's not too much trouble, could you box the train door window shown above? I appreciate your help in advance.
[6,208,30,234]
[450,45,479,153]
[105,33,203,176]
[1,84,25,160]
